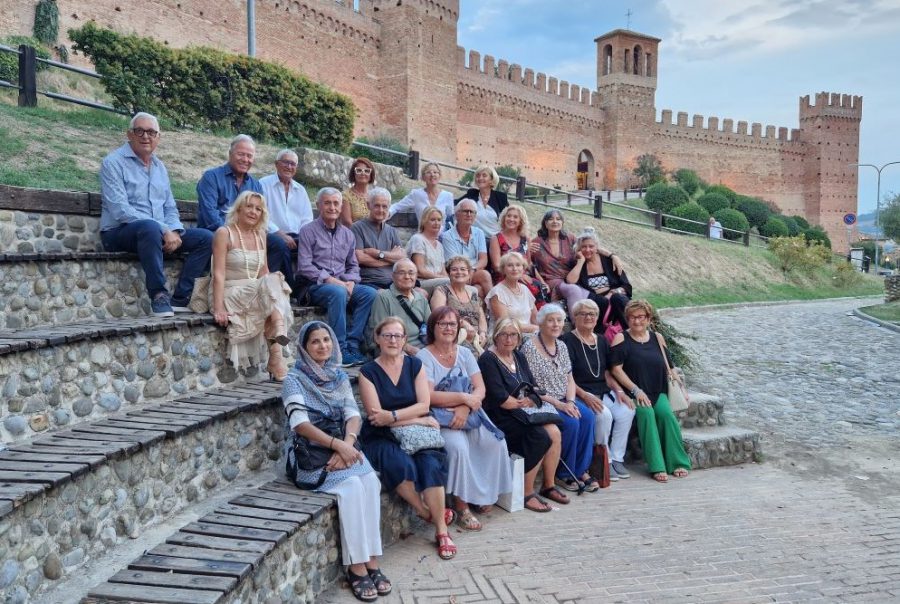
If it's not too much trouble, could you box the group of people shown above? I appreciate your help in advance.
[99,112,692,603]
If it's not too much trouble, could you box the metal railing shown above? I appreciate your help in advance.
[4,42,772,251]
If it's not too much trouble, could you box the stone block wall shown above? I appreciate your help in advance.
[0,211,102,254]
[886,275,900,302]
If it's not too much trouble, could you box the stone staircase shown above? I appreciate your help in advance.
[0,186,759,603]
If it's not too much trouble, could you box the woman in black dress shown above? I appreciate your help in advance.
[566,227,632,336]
[358,316,457,560]
[478,317,562,512]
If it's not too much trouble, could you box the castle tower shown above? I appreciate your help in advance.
[370,0,460,162]
[594,29,660,189]
[799,92,863,252]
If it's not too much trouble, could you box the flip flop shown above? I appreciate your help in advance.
[523,493,552,513]
[540,486,570,504]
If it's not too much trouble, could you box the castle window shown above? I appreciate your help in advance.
[603,44,612,76]
[624,49,630,74]
[645,53,652,77]
[633,45,643,75]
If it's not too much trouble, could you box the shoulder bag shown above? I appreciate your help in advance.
[509,382,563,426]
[431,365,483,430]
[655,331,689,412]
[285,408,359,490]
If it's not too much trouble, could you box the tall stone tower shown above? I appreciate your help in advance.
[371,0,460,162]
[594,29,660,189]
[799,92,863,251]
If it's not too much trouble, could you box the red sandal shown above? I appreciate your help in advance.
[435,532,457,560]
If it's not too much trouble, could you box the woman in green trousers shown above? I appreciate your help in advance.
[609,299,691,483]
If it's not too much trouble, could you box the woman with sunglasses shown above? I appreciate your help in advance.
[341,158,376,227]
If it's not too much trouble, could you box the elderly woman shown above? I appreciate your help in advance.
[366,259,430,356]
[359,317,457,560]
[430,255,488,354]
[610,300,691,483]
[561,299,636,482]
[282,321,388,601]
[530,210,622,312]
[211,191,293,381]
[478,318,561,513]
[405,206,450,294]
[566,227,632,334]
[456,165,509,237]
[389,162,455,228]
[485,251,538,335]
[341,157,376,226]
[520,304,597,494]
[417,307,512,531]
[489,204,550,306]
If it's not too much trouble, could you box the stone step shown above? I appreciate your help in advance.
[78,478,416,604]
[0,378,288,603]
[678,391,725,428]
[681,426,762,469]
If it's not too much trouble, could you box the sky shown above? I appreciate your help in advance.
[457,0,900,216]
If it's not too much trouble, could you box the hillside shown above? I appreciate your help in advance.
[0,96,882,306]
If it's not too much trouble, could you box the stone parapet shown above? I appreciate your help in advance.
[885,275,900,302]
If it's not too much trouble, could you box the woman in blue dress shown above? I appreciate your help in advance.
[282,321,389,602]
[358,316,458,561]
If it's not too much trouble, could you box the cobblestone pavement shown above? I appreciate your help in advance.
[320,298,900,603]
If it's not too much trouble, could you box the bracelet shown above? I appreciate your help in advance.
[391,410,398,423]
[629,386,642,397]
[565,399,575,405]
[615,390,625,394]
[329,436,335,449]
[347,432,358,441]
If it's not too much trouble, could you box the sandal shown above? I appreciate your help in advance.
[652,472,669,483]
[673,468,689,478]
[435,532,457,560]
[456,508,482,531]
[582,475,600,493]
[366,568,392,596]
[347,569,378,602]
[471,504,493,514]
[419,507,457,527]
[556,478,582,492]
[540,486,570,505]
[523,493,552,513]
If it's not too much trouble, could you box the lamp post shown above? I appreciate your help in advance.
[850,161,900,270]
[247,0,256,57]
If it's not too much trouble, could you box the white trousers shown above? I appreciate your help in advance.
[594,393,637,463]
[324,471,384,565]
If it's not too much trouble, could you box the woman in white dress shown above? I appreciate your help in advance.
[405,206,450,294]
[211,191,293,380]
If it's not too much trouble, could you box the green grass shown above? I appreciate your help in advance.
[857,301,900,324]
[0,156,96,191]
[0,99,128,130]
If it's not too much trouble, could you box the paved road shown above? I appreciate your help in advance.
[320,298,900,603]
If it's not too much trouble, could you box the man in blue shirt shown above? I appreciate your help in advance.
[196,135,292,291]
[100,112,213,317]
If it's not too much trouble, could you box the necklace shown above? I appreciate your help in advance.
[490,349,519,379]
[538,335,559,363]
[432,345,457,366]
[234,226,263,280]
[502,281,523,296]
[576,331,602,379]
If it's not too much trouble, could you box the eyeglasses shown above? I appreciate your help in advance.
[131,128,159,138]
[457,209,476,215]
[436,321,458,329]
[278,160,297,168]
[394,270,416,277]
[354,167,373,175]
[379,333,406,340]
[449,266,469,272]
[497,332,520,339]
[629,314,650,322]
[576,312,598,318]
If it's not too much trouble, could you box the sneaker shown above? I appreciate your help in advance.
[610,460,631,479]
[608,466,620,482]
[341,350,366,367]
[170,299,192,313]
[150,294,174,317]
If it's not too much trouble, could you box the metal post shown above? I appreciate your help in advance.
[594,194,603,219]
[850,161,900,270]
[247,0,256,57]
[407,150,420,180]
[515,176,526,201]
[17,45,37,108]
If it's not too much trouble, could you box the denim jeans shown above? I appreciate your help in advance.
[101,220,213,305]
[307,282,376,352]
[266,232,296,293]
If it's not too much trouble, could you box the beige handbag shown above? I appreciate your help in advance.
[188,259,213,313]
[656,331,689,412]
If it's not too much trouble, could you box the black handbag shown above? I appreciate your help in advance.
[509,382,563,426]
[285,408,359,490]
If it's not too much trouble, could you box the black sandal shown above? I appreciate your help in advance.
[347,569,378,602]
[367,567,392,596]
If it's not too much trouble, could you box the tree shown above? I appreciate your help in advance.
[881,191,900,242]
[644,183,689,214]
[633,154,665,188]
[673,169,702,196]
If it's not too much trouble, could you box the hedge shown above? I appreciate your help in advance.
[667,202,710,235]
[714,208,749,240]
[69,22,355,151]
[697,192,730,215]
[760,216,789,238]
[734,195,771,229]
[673,169,702,196]
[0,36,51,83]
[645,183,689,214]
[704,184,737,205]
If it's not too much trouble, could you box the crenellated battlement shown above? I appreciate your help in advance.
[368,0,459,20]
[457,46,601,108]
[657,109,800,143]
[799,91,863,120]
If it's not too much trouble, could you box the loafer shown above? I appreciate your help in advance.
[610,460,631,479]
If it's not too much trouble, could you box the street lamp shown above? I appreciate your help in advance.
[850,161,900,270]
[247,0,256,57]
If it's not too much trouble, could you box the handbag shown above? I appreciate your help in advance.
[431,366,483,430]
[285,408,357,490]
[188,258,214,313]
[601,302,623,345]
[390,424,445,455]
[509,382,563,426]
[656,331,689,412]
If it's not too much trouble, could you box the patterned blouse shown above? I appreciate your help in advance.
[520,336,572,400]
[343,187,369,222]
[530,234,576,291]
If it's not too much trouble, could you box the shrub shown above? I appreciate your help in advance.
[714,208,749,240]
[769,236,830,273]
[353,135,409,169]
[0,36,51,83]
[633,154,665,188]
[644,183,689,214]
[760,216,789,238]
[673,169,702,196]
[667,202,710,235]
[780,215,802,236]
[652,317,695,372]
[704,184,737,205]
[792,215,810,230]
[69,22,355,151]
[803,225,832,248]
[33,0,59,45]
[734,195,771,229]
[833,261,864,288]
[697,192,730,215]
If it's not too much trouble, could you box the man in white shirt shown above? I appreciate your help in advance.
[260,149,313,293]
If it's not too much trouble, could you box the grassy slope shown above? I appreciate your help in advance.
[0,95,883,306]
[858,301,900,324]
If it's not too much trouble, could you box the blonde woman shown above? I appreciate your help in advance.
[388,162,455,228]
[211,191,293,380]
[489,204,550,306]
[456,166,508,237]
[406,206,450,294]
[485,251,538,334]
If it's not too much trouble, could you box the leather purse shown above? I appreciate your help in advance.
[656,331,689,412]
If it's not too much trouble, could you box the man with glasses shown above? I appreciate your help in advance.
[440,198,492,297]
[366,259,430,355]
[260,149,313,292]
[196,134,292,283]
[100,112,213,317]
[351,187,406,290]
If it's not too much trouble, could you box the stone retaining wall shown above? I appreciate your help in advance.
[0,325,230,444]
[0,404,285,603]
[885,275,900,303]
[0,211,102,254]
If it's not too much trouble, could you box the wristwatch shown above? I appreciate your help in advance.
[378,251,385,260]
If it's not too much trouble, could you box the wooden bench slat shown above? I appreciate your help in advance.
[181,521,286,545]
[228,495,327,519]
[0,470,70,486]
[86,582,224,604]
[166,531,274,554]
[98,419,185,436]
[0,451,107,469]
[37,434,140,453]
[214,503,308,525]
[15,441,128,458]
[198,513,297,534]
[145,544,260,566]
[128,554,251,580]
[154,404,224,418]
[106,569,235,592]
[0,482,47,507]
[0,460,88,478]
